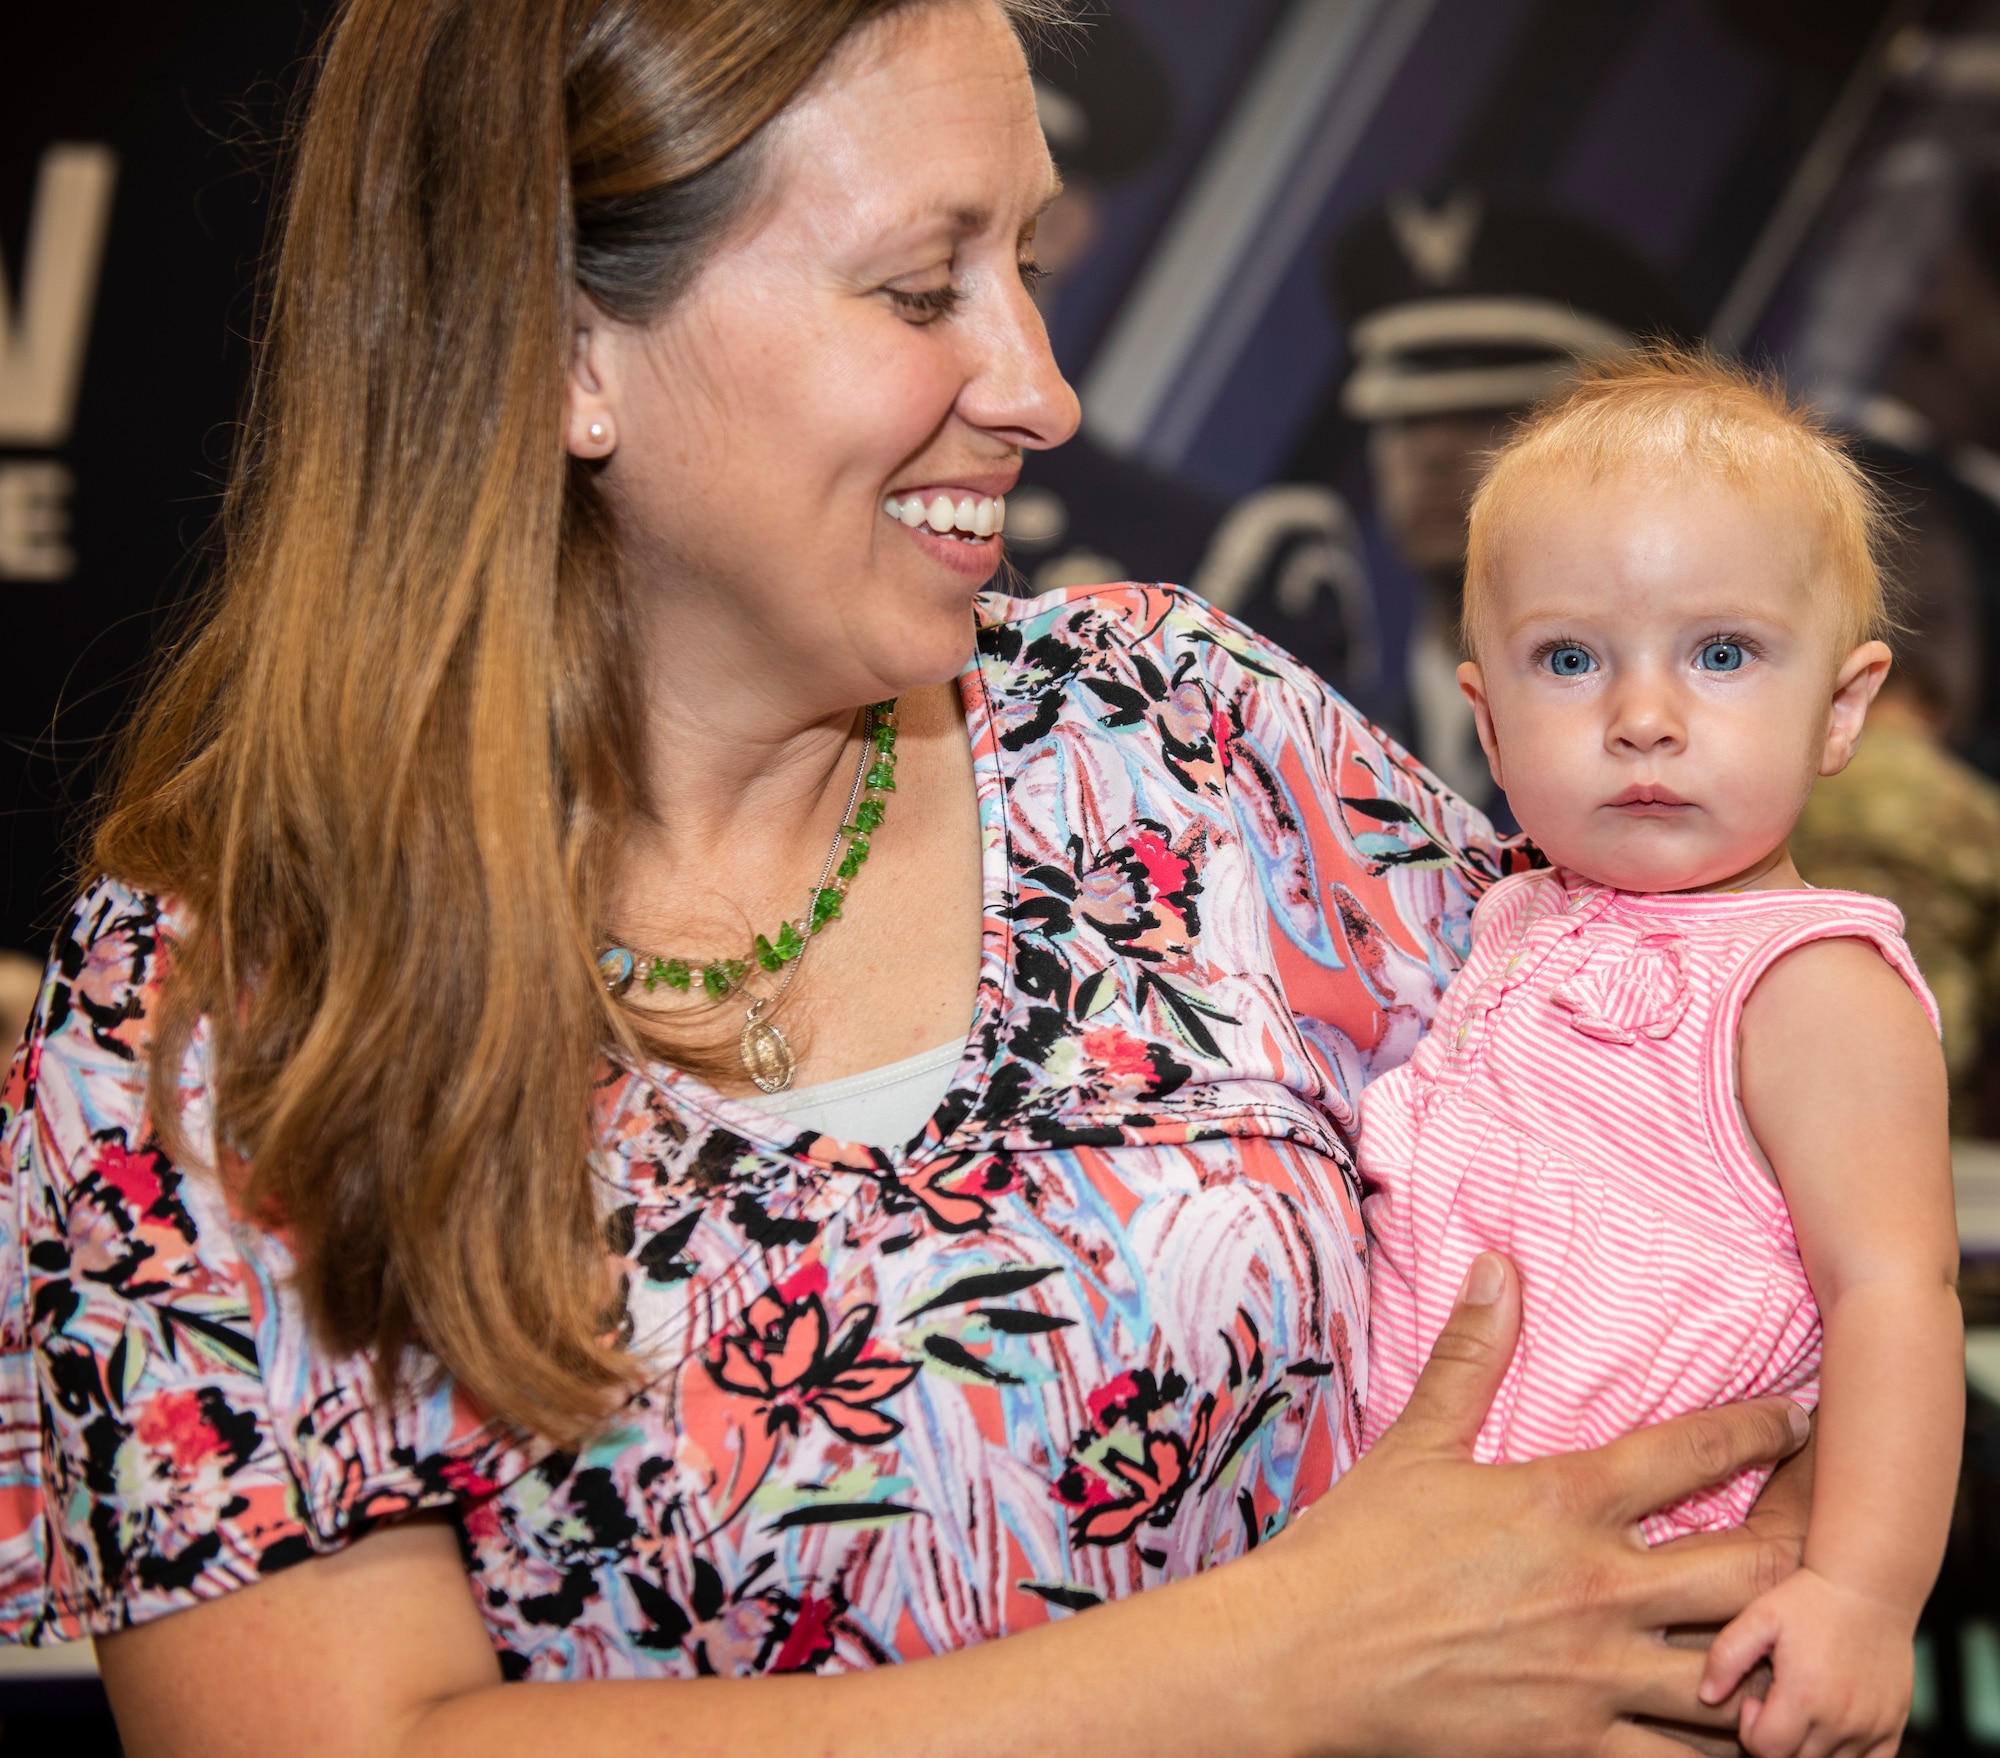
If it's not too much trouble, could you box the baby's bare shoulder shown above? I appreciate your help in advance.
[1739,934,1933,1053]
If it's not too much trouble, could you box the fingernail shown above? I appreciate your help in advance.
[1784,1400,1810,1446]
[1460,1254,1503,1306]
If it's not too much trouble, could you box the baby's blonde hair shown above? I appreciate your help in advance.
[1462,345,1890,655]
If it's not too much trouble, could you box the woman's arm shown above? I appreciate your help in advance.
[101,1256,1806,1758]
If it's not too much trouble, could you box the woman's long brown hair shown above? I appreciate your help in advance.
[94,0,1057,1442]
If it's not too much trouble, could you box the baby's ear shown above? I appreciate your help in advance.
[1820,641,1893,777]
[1458,662,1505,790]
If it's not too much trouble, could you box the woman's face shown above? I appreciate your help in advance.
[570,0,1078,717]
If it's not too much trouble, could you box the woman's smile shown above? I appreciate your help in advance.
[883,487,1010,574]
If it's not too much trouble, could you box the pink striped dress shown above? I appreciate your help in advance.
[1359,869,1937,1541]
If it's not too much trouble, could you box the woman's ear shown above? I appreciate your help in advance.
[1820,640,1893,778]
[1458,660,1505,792]
[567,295,619,460]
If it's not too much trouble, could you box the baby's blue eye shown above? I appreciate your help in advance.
[1545,645,1596,677]
[1697,641,1746,673]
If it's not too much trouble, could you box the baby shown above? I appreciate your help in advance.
[1359,349,1963,1758]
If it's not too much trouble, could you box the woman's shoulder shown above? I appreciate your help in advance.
[2,877,175,1142]
[975,578,1357,711]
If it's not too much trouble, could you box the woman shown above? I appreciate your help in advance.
[0,0,1807,1751]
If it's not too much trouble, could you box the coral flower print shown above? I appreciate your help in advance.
[0,583,1517,1678]
[704,1266,919,1449]
[1056,1370,1212,1547]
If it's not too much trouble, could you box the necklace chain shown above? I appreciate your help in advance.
[596,701,898,1092]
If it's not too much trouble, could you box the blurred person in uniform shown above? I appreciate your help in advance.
[1791,466,2000,1129]
[1865,168,2000,780]
[1008,12,1233,594]
[1265,195,1696,807]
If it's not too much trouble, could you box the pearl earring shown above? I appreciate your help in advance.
[587,421,608,445]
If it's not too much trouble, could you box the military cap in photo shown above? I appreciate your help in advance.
[1032,11,1173,183]
[1332,192,1697,420]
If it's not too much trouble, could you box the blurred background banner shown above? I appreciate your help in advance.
[3,0,1992,957]
[9,1,2000,1749]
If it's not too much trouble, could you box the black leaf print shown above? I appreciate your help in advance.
[727,1192,817,1250]
[259,1533,316,1575]
[1340,795,1418,825]
[1013,942,1072,1007]
[1020,1581,1103,1612]
[45,1340,105,1418]
[691,1556,726,1623]
[1007,1006,1068,1065]
[922,1334,1023,1385]
[768,1503,921,1530]
[1019,864,1079,900]
[567,1467,640,1550]
[1083,678,1151,727]
[691,1129,756,1192]
[160,1308,259,1373]
[625,1573,692,1652]
[904,1264,1062,1317]
[1186,628,1282,676]
[1008,895,1075,934]
[604,1204,636,1257]
[975,1309,1073,1334]
[1202,1386,1293,1492]
[135,1530,223,1595]
[1071,969,1115,1021]
[1136,971,1233,1062]
[982,621,1022,663]
[518,1563,600,1628]
[998,692,1064,752]
[1238,1489,1262,1551]
[32,1279,80,1338]
[636,1210,702,1284]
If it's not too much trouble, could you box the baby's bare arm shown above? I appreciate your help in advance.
[1736,935,1960,1618]
[1710,936,1961,1756]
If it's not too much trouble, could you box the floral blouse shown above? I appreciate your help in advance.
[0,583,1515,1677]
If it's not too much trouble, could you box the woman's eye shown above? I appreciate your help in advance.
[1544,645,1596,677]
[888,284,962,324]
[1019,258,1049,291]
[1697,641,1746,673]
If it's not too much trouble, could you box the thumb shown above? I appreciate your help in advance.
[1379,1254,1521,1456]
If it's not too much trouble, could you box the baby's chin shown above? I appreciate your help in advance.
[1525,832,1779,896]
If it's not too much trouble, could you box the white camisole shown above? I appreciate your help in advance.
[740,1038,962,1150]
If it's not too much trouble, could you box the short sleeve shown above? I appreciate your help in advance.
[0,881,520,1642]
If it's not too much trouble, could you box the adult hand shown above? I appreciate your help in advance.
[1228,1253,1808,1758]
[102,1252,1807,1758]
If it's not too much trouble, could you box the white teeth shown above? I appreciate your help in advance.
[887,492,1009,538]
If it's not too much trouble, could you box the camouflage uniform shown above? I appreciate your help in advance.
[1792,722,2000,1116]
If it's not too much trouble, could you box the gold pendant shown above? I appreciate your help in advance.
[741,1009,795,1094]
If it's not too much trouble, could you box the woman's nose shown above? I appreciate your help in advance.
[960,276,1082,453]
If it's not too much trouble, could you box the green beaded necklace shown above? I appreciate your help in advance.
[597,700,898,1093]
